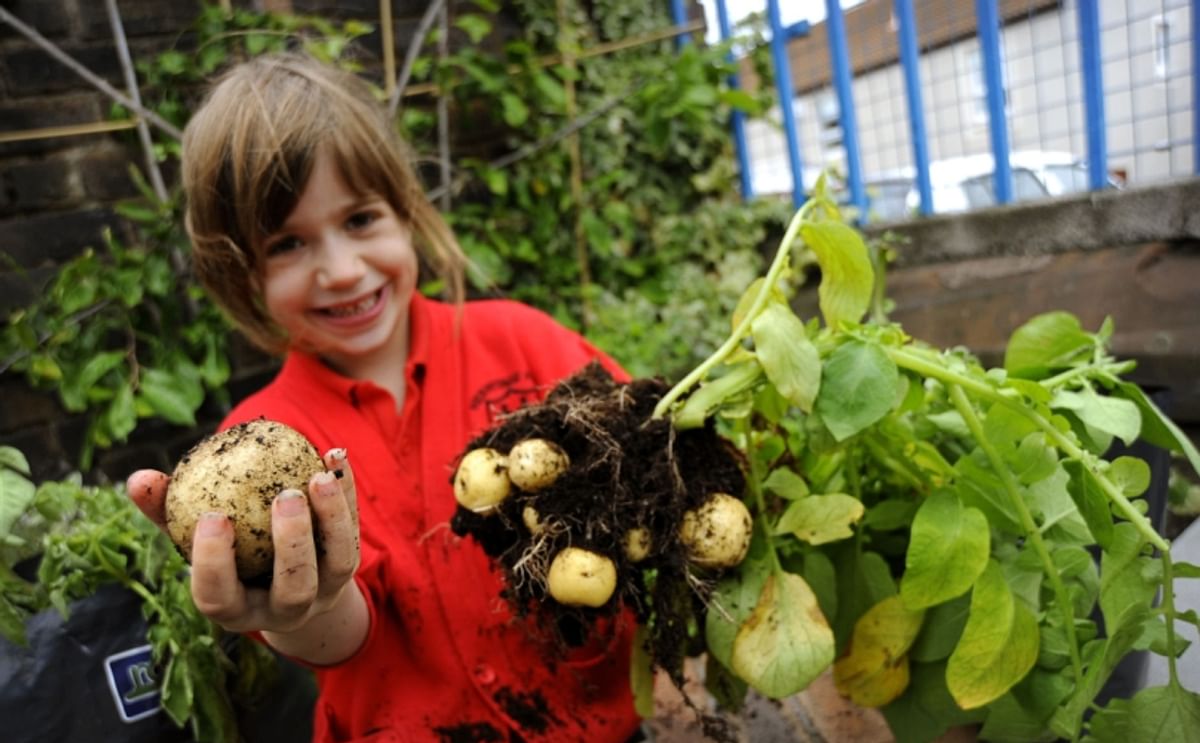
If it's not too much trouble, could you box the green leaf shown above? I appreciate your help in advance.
[762,467,810,500]
[630,625,654,718]
[0,466,36,537]
[719,89,758,111]
[774,493,864,545]
[673,362,763,430]
[705,652,748,712]
[0,447,31,476]
[909,594,970,663]
[60,350,126,412]
[532,71,566,109]
[31,354,62,382]
[1008,433,1058,486]
[499,92,529,127]
[731,571,836,698]
[1051,389,1141,447]
[1107,456,1151,499]
[815,341,900,441]
[0,591,29,646]
[981,669,1075,742]
[137,367,200,426]
[900,491,990,610]
[831,546,898,650]
[1099,523,1158,633]
[1083,683,1200,743]
[752,302,820,412]
[103,383,138,444]
[803,550,838,622]
[159,654,193,726]
[706,560,771,669]
[1064,461,1114,548]
[946,561,1040,710]
[454,14,492,43]
[883,661,985,743]
[1004,311,1093,378]
[863,499,918,531]
[1111,380,1200,474]
[731,277,769,333]
[800,220,874,329]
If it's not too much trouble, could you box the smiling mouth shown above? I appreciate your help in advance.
[321,288,382,318]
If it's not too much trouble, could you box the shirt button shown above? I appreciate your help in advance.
[473,664,496,686]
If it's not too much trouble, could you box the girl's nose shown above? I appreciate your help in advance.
[315,238,365,287]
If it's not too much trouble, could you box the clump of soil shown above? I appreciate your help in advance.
[450,362,744,692]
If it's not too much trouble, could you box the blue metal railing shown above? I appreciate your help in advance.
[893,0,932,216]
[705,1,1195,214]
[825,0,866,217]
[766,0,810,208]
[975,0,1012,206]
[715,0,753,199]
[1076,0,1107,191]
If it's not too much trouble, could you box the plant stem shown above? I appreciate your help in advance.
[862,435,927,493]
[653,201,813,420]
[888,346,1171,552]
[1162,552,1179,685]
[739,418,781,572]
[1040,360,1136,389]
[948,384,1083,683]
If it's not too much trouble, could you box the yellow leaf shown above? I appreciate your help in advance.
[833,645,911,708]
[731,572,835,698]
[832,595,925,707]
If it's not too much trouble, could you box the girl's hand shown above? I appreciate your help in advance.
[126,449,363,639]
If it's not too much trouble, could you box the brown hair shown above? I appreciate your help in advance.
[182,52,466,353]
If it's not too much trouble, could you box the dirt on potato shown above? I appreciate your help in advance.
[449,361,745,700]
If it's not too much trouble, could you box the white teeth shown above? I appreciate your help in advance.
[324,291,379,317]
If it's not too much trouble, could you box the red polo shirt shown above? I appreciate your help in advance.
[222,294,640,742]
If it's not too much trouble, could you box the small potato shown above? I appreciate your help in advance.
[507,438,569,492]
[547,547,617,608]
[453,448,511,513]
[165,419,325,580]
[679,493,752,570]
[522,505,545,535]
[623,527,652,563]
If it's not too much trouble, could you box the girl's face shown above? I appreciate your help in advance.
[260,147,418,376]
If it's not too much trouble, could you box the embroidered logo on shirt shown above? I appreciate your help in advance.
[470,372,542,417]
[104,644,160,722]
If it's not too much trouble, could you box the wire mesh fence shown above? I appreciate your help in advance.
[736,0,1195,223]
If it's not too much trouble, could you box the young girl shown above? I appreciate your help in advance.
[126,52,642,742]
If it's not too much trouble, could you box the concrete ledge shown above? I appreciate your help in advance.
[867,178,1200,268]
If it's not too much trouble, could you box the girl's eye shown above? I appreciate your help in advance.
[346,211,377,231]
[266,236,302,257]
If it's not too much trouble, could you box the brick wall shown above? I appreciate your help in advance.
[0,0,453,484]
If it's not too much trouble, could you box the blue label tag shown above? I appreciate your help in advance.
[104,645,160,722]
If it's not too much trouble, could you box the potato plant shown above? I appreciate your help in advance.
[653,179,1200,742]
[454,178,1200,742]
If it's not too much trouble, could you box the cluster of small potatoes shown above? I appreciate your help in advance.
[454,438,753,609]
[452,438,570,511]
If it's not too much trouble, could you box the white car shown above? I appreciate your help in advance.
[862,151,1111,223]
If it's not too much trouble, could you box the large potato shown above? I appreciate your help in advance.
[165,419,325,580]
